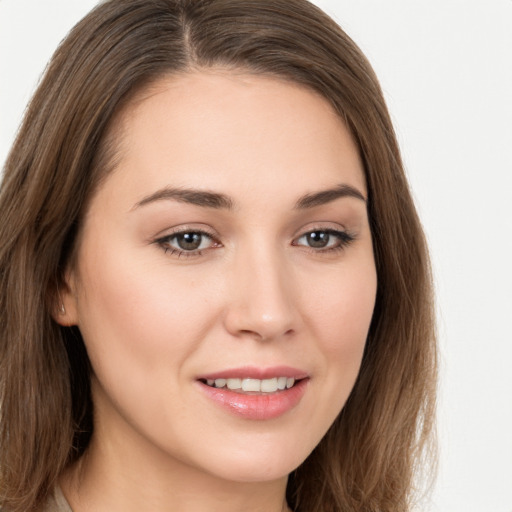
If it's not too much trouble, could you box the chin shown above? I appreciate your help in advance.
[189,433,314,484]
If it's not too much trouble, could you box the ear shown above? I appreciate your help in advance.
[51,271,79,327]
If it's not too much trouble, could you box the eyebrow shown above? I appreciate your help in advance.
[133,187,234,210]
[132,183,366,212]
[294,184,367,209]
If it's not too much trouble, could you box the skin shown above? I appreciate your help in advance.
[58,71,377,512]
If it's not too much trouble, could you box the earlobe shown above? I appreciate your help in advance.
[51,273,79,327]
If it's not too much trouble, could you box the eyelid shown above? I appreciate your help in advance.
[153,225,222,257]
[292,225,356,252]
[151,222,356,258]
[152,223,218,240]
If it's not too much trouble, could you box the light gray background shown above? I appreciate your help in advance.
[1,1,511,511]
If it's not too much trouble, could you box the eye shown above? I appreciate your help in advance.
[173,232,210,251]
[156,230,218,256]
[294,229,354,251]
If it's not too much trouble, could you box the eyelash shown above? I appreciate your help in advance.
[155,227,355,258]
[155,228,219,258]
[293,228,355,254]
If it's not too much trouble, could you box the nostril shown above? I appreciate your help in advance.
[237,328,295,342]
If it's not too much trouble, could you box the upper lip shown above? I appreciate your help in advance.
[198,365,309,381]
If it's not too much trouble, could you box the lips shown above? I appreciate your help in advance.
[197,366,309,420]
[199,365,308,381]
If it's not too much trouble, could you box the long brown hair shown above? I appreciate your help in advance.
[0,1,437,511]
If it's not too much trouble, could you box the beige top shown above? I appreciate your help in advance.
[42,487,73,512]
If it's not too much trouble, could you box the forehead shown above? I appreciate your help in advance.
[97,70,366,208]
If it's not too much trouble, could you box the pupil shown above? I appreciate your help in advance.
[177,233,202,250]
[307,231,329,248]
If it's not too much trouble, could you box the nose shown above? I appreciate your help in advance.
[222,245,298,342]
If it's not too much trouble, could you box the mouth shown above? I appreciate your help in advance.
[196,367,309,420]
[199,376,300,394]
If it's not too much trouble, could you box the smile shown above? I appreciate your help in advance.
[197,367,309,420]
[204,377,297,393]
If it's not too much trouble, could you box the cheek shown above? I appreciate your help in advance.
[74,245,219,381]
[307,262,376,355]
[303,258,376,407]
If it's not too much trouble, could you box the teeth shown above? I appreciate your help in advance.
[242,378,261,392]
[261,377,278,392]
[226,378,242,390]
[205,376,298,392]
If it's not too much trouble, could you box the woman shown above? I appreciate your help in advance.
[0,1,437,511]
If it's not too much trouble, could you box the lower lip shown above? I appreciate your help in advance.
[198,379,309,420]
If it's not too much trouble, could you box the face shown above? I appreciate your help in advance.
[61,71,377,484]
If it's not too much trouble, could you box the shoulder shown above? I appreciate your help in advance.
[41,487,73,512]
